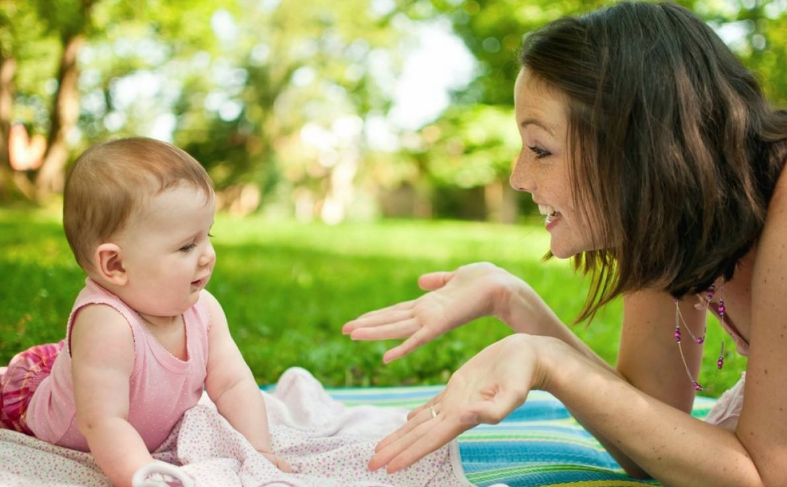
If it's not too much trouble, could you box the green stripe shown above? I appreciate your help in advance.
[459,435,605,451]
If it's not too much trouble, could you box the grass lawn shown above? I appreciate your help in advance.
[0,208,745,397]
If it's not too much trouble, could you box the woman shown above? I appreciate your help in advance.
[342,2,787,486]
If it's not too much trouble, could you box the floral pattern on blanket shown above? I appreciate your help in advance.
[0,368,468,487]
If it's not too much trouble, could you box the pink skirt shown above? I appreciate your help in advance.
[0,341,64,435]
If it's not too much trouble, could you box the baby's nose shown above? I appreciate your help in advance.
[199,245,216,267]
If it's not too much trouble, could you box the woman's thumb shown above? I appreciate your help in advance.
[418,271,454,291]
[466,390,526,425]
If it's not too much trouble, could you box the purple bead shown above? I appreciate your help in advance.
[718,304,726,314]
[674,327,682,342]
[717,357,724,369]
[695,337,705,344]
[693,381,703,391]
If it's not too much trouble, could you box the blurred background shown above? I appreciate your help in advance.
[1,0,785,393]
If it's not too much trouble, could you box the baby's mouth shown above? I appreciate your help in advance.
[191,276,207,287]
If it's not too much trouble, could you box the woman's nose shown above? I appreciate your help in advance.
[509,152,534,192]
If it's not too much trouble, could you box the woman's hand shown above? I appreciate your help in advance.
[342,263,522,363]
[368,334,557,473]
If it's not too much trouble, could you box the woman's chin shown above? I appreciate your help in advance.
[549,242,580,259]
[551,250,574,259]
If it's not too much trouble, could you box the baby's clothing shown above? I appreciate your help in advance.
[0,278,210,452]
[701,294,749,431]
[0,341,64,435]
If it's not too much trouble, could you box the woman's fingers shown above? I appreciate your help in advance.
[370,335,539,474]
[385,419,464,473]
[418,271,454,291]
[377,393,444,453]
[406,391,444,420]
[342,308,413,334]
[369,408,439,471]
[372,398,520,474]
[349,319,419,341]
[383,328,432,363]
[357,300,415,319]
[371,406,467,474]
[374,406,433,453]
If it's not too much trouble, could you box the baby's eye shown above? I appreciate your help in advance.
[528,145,551,159]
[179,243,197,252]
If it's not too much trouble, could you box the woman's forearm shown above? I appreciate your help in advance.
[495,283,649,471]
[543,342,763,487]
[497,283,620,376]
[499,287,749,482]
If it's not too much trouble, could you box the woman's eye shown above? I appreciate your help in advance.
[179,243,197,252]
[528,145,551,159]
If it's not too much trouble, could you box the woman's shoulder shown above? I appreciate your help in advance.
[758,159,787,251]
[767,157,787,204]
[747,158,787,322]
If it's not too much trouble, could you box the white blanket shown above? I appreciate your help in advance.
[0,368,470,487]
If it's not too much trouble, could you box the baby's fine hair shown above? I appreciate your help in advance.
[63,137,213,271]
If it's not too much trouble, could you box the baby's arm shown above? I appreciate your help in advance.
[202,290,291,472]
[71,304,156,487]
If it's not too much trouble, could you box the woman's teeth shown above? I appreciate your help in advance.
[539,204,560,224]
[538,204,554,216]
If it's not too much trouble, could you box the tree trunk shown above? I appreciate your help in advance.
[0,54,19,202]
[485,178,519,224]
[35,33,85,199]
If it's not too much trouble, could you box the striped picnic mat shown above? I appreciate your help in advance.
[321,385,716,487]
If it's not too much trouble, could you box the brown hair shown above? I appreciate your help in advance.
[519,1,787,322]
[63,137,214,271]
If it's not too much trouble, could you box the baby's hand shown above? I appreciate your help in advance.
[261,452,293,473]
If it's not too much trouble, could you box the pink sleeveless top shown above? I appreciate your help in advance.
[26,278,210,452]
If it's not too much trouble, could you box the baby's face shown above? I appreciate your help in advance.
[114,184,216,320]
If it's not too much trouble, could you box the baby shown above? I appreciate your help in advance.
[0,137,290,486]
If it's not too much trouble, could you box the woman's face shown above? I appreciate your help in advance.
[511,69,597,258]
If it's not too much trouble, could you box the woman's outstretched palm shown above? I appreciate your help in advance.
[367,334,548,473]
[342,263,519,363]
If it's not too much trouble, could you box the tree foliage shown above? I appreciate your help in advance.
[1,0,786,220]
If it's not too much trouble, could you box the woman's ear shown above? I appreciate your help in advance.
[94,243,128,286]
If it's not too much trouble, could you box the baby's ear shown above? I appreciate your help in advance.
[94,243,128,286]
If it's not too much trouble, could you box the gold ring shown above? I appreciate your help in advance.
[429,405,437,419]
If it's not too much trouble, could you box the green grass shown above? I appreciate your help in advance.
[0,208,745,397]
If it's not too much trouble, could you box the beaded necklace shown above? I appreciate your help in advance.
[672,282,725,391]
